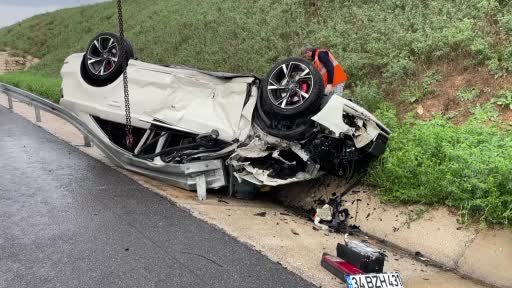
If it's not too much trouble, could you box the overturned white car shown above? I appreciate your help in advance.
[60,32,390,198]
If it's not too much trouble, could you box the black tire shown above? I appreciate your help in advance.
[254,83,317,141]
[261,57,324,119]
[254,92,315,140]
[253,112,316,141]
[80,32,134,87]
[123,38,135,60]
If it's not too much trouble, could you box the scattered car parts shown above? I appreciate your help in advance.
[321,253,363,281]
[322,240,397,286]
[337,240,386,274]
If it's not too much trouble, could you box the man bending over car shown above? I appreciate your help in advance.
[303,46,348,97]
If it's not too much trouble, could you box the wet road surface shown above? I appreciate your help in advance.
[0,106,314,288]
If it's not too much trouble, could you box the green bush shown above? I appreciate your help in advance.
[488,44,512,74]
[0,0,509,87]
[0,71,61,103]
[345,81,385,113]
[492,90,512,109]
[399,71,441,103]
[471,103,500,122]
[382,58,416,84]
[373,102,400,131]
[457,87,481,101]
[400,82,426,103]
[498,11,512,34]
[367,112,512,225]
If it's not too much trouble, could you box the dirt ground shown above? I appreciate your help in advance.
[0,94,488,288]
[390,59,512,125]
[0,51,39,74]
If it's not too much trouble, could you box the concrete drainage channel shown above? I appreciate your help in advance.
[1,85,509,288]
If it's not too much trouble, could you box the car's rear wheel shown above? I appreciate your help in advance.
[260,57,324,119]
[80,32,134,87]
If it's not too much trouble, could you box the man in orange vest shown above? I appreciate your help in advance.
[303,46,348,96]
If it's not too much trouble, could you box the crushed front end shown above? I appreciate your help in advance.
[229,95,391,186]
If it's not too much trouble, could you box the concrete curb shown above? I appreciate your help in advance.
[342,191,512,288]
[278,178,511,287]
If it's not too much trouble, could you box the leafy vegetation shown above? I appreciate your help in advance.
[0,0,511,85]
[344,81,384,113]
[0,71,61,103]
[368,104,512,225]
[492,90,512,109]
[457,87,481,101]
[400,71,441,103]
[400,83,427,103]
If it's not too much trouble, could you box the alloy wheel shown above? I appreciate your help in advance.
[267,62,314,109]
[86,35,119,76]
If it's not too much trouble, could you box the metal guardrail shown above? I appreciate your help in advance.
[1,83,92,146]
[0,83,226,199]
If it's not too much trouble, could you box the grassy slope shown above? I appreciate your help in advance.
[1,1,511,81]
[1,0,511,224]
[0,71,60,102]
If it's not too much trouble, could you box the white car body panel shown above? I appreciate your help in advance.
[61,53,256,142]
[311,96,387,148]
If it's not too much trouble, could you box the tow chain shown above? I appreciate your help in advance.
[116,0,133,149]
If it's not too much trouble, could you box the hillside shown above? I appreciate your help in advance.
[0,1,511,81]
[1,0,511,225]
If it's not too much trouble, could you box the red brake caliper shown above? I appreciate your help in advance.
[300,81,310,94]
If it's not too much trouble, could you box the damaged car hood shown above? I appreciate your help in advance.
[312,96,390,148]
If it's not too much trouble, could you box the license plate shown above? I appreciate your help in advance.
[346,272,404,288]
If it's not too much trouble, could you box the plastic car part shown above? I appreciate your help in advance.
[337,241,386,273]
[321,253,362,282]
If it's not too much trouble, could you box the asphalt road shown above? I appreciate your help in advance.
[0,106,315,288]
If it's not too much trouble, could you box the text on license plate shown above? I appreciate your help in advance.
[346,272,405,288]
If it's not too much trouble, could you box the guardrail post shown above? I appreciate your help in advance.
[83,135,92,147]
[34,106,41,122]
[7,94,13,110]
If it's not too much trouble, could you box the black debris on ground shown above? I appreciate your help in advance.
[415,251,425,258]
[218,199,230,204]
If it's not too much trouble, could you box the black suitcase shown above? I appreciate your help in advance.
[336,241,385,273]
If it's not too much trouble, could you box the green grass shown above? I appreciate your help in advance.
[0,0,511,84]
[457,87,481,101]
[344,81,385,113]
[492,90,512,109]
[367,104,512,225]
[0,71,61,103]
